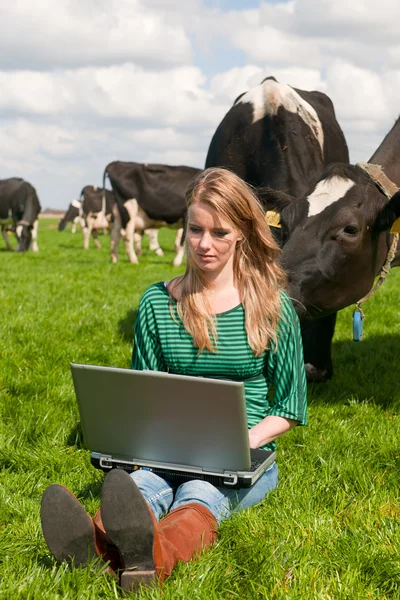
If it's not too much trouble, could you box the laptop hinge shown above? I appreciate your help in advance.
[222,474,238,486]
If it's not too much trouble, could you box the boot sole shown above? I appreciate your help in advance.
[40,484,97,567]
[100,469,156,588]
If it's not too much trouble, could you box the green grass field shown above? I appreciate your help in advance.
[1,219,399,599]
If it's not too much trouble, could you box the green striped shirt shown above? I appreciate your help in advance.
[131,282,307,451]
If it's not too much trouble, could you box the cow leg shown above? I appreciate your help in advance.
[173,228,185,267]
[120,199,139,264]
[110,208,122,263]
[30,220,39,252]
[146,228,163,257]
[173,246,185,267]
[1,227,13,251]
[134,207,165,258]
[124,220,139,264]
[92,229,102,249]
[301,313,337,382]
[71,218,77,234]
[83,221,92,249]
[134,232,143,256]
[174,228,183,254]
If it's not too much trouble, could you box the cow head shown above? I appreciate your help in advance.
[58,201,80,231]
[275,164,400,317]
[16,222,32,251]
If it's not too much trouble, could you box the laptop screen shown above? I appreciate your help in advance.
[71,363,252,472]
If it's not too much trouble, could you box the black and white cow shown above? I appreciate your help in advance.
[80,185,115,249]
[103,161,201,265]
[60,187,160,254]
[58,200,84,234]
[264,117,400,381]
[0,177,41,252]
[205,76,349,381]
[206,76,348,211]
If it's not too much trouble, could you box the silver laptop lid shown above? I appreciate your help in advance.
[70,363,252,472]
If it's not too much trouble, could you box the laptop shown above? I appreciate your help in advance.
[70,363,276,489]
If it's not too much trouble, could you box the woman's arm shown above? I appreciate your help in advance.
[131,289,167,372]
[248,415,298,449]
[255,293,307,448]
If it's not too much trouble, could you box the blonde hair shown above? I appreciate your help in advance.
[172,167,286,356]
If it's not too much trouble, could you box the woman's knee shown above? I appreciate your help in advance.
[231,462,279,513]
[130,470,174,520]
[171,479,231,522]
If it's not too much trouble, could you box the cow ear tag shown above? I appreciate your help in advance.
[390,217,400,234]
[265,210,281,228]
[353,309,364,342]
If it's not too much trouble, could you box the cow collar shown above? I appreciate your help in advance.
[354,162,400,321]
[356,162,399,200]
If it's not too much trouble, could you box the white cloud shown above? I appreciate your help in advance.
[325,60,391,125]
[0,65,226,129]
[0,0,192,69]
[294,0,400,41]
[0,119,208,210]
[1,0,400,210]
[235,26,321,68]
[210,66,263,104]
[209,64,325,106]
[260,67,325,91]
[222,1,400,72]
[0,120,77,162]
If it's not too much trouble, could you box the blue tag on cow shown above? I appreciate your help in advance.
[353,310,364,342]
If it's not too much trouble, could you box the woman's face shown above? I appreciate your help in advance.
[187,202,242,274]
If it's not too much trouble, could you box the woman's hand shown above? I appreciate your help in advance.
[248,415,298,449]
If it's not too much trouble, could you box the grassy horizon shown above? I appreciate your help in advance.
[0,220,399,599]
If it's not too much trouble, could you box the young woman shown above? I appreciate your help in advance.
[41,167,307,592]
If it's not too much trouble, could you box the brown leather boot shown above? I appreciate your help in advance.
[100,469,218,592]
[40,484,122,575]
[92,509,123,573]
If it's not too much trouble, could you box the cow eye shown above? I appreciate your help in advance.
[343,225,359,235]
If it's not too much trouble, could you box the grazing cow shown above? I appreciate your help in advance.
[103,161,201,266]
[264,118,400,380]
[58,200,84,233]
[205,76,349,381]
[60,188,160,254]
[80,186,115,249]
[0,177,41,252]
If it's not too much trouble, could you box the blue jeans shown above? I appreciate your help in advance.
[130,462,278,525]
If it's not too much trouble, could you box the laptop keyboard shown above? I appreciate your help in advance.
[250,459,262,471]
